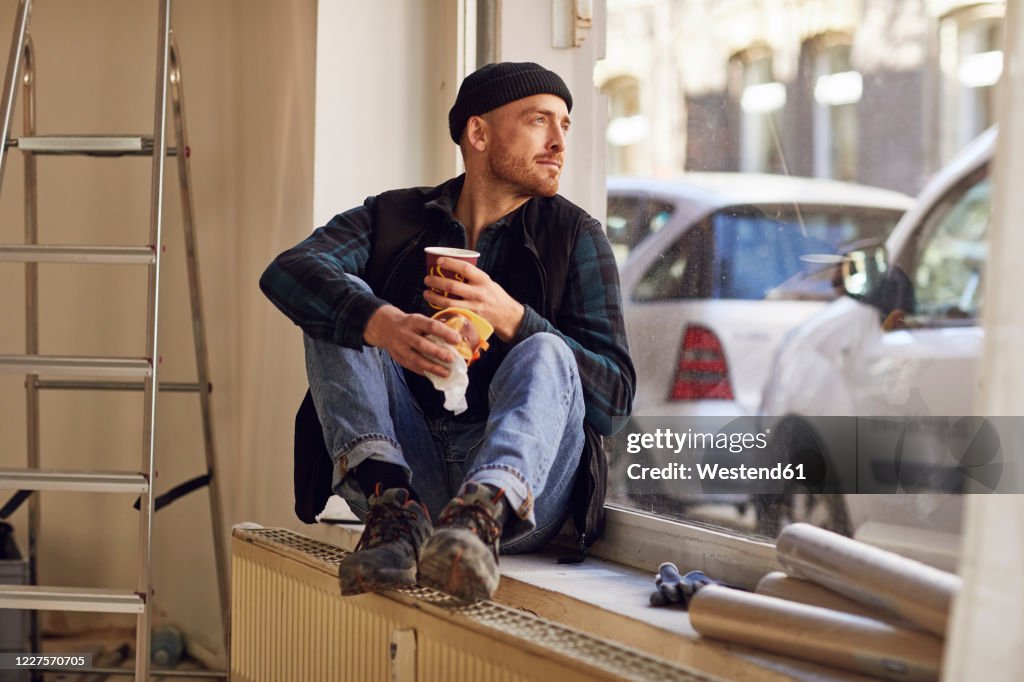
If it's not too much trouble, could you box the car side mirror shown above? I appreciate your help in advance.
[842,245,888,300]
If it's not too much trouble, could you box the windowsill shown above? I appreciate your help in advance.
[303,519,878,682]
[587,505,782,588]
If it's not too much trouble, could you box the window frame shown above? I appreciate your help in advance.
[729,46,786,174]
[564,505,780,589]
[805,33,859,181]
[600,75,644,176]
[935,2,1005,167]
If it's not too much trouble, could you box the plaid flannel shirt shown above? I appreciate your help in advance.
[260,180,635,436]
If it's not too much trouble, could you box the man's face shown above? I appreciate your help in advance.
[480,93,570,198]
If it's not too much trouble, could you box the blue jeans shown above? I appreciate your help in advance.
[304,295,585,554]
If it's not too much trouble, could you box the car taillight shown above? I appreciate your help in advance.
[669,324,734,401]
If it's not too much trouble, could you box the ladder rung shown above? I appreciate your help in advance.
[0,355,151,377]
[35,379,202,392]
[0,244,155,264]
[5,134,178,157]
[0,585,145,613]
[0,469,148,493]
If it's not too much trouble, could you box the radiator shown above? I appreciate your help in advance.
[231,527,717,682]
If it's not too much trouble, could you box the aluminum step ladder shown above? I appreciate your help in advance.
[0,1,229,679]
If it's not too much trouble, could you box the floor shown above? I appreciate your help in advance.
[31,627,222,681]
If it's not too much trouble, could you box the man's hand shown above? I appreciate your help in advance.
[423,257,525,342]
[363,305,463,377]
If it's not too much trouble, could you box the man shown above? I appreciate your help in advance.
[260,62,634,602]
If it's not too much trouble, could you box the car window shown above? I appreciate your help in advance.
[630,203,902,302]
[607,193,676,265]
[631,222,710,302]
[714,208,801,299]
[905,172,991,325]
[712,205,902,300]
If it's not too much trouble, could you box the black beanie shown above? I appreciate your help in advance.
[448,62,573,143]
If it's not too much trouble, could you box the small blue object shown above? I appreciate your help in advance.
[151,624,185,668]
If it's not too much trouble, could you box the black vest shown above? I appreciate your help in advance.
[294,177,606,551]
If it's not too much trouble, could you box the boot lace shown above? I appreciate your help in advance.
[355,485,428,552]
[437,489,504,558]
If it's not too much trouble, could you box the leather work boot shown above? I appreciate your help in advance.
[338,487,433,596]
[418,482,505,602]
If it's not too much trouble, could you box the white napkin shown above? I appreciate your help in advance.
[424,336,470,414]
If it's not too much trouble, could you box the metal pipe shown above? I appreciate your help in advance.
[0,0,30,193]
[20,26,41,680]
[34,379,204,392]
[169,34,231,659]
[137,1,173,677]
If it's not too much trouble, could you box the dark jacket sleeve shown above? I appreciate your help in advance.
[259,198,387,349]
[512,218,635,436]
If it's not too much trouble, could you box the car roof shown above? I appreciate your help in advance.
[608,173,914,212]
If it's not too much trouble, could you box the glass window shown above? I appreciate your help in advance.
[812,42,860,181]
[606,193,675,265]
[632,222,708,302]
[603,0,1003,547]
[714,206,900,300]
[905,171,991,324]
[734,55,786,174]
[601,76,645,176]
[938,7,1004,165]
[714,209,801,300]
[632,204,901,303]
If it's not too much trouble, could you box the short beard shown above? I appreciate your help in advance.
[487,139,560,198]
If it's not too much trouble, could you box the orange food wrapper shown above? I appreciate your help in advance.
[431,307,493,366]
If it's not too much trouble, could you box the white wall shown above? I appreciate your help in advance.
[311,0,608,225]
[499,0,608,223]
[313,0,462,226]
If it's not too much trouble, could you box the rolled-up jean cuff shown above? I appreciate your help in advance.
[465,464,535,543]
[330,434,410,494]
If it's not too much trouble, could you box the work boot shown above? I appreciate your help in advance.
[338,486,433,596]
[418,482,505,602]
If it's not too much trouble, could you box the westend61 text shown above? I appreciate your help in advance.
[625,428,769,454]
[627,462,807,481]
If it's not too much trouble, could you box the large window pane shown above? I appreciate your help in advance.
[602,0,1004,550]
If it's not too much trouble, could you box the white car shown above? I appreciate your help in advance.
[758,128,999,550]
[609,174,913,419]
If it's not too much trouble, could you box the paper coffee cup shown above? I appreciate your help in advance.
[425,247,479,309]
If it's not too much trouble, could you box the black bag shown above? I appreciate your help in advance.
[293,390,333,524]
